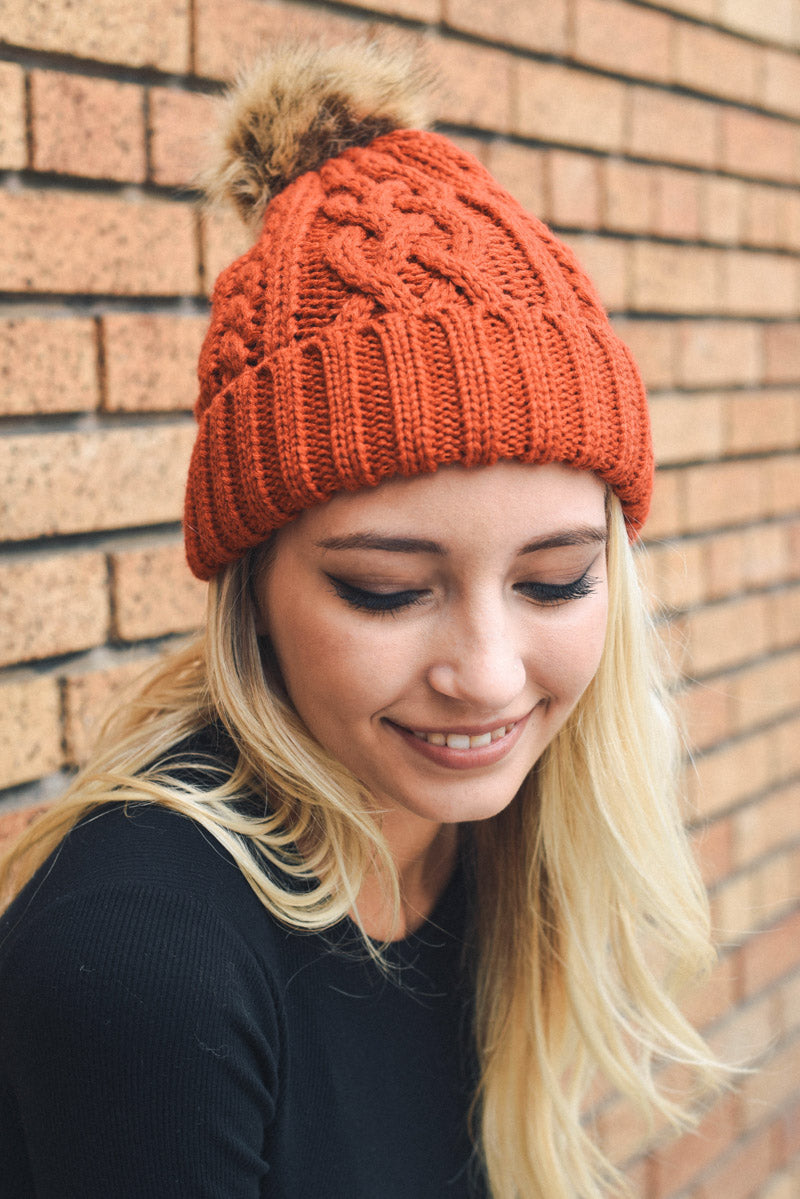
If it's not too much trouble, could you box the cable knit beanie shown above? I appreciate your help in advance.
[185,41,653,581]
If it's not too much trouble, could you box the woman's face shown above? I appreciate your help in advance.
[258,461,609,831]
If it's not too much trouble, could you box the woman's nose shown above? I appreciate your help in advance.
[426,613,527,710]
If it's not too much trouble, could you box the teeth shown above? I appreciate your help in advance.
[410,724,513,748]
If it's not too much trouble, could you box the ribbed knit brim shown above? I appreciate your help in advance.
[184,130,653,580]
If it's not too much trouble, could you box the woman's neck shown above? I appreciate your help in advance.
[353,818,459,942]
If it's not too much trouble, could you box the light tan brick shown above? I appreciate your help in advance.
[681,947,737,1029]
[514,60,625,152]
[201,208,251,295]
[690,730,772,819]
[650,393,725,466]
[0,804,52,853]
[573,0,671,82]
[650,1094,737,1196]
[561,234,627,311]
[0,318,99,415]
[149,88,214,188]
[194,0,368,82]
[683,460,767,533]
[657,0,715,16]
[782,190,800,251]
[602,159,653,235]
[736,787,800,866]
[700,175,745,244]
[775,721,800,778]
[686,594,770,675]
[0,0,189,71]
[676,321,761,388]
[722,251,798,317]
[762,48,800,119]
[627,88,718,169]
[641,538,707,610]
[484,142,548,219]
[726,389,800,454]
[767,454,800,516]
[706,524,791,598]
[0,675,62,789]
[674,23,760,105]
[0,191,197,295]
[644,468,684,541]
[547,151,600,228]
[428,38,513,133]
[719,0,797,44]
[111,543,205,641]
[346,0,437,17]
[103,314,206,412]
[0,426,194,541]
[679,677,735,752]
[710,869,760,944]
[630,243,719,314]
[741,1037,800,1135]
[0,62,26,170]
[30,71,145,182]
[721,108,798,184]
[610,319,676,390]
[444,0,568,53]
[764,322,800,382]
[730,650,800,731]
[0,553,109,668]
[653,168,701,240]
[63,656,160,765]
[741,182,787,249]
[771,584,800,649]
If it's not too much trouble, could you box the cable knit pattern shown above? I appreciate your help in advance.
[185,129,652,580]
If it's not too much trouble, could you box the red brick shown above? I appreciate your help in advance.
[658,0,715,15]
[719,0,797,45]
[514,60,625,152]
[630,243,719,314]
[0,0,190,72]
[201,208,251,295]
[111,543,205,641]
[0,675,62,790]
[0,426,194,541]
[690,817,734,887]
[721,108,798,184]
[603,159,654,235]
[677,321,761,389]
[148,87,214,188]
[428,38,514,133]
[0,318,99,415]
[742,908,800,998]
[753,847,800,929]
[102,314,206,412]
[727,389,800,454]
[764,322,800,382]
[628,88,718,169]
[63,655,160,766]
[730,650,800,732]
[774,966,800,1038]
[561,234,627,311]
[771,585,800,650]
[700,175,745,245]
[483,142,548,220]
[686,594,770,675]
[192,0,371,81]
[0,62,26,170]
[674,23,760,105]
[710,868,761,943]
[573,0,671,82]
[444,0,568,53]
[722,251,798,318]
[742,182,788,249]
[0,191,198,295]
[653,168,702,240]
[642,538,707,610]
[0,805,52,854]
[30,71,145,182]
[595,1090,655,1169]
[0,553,109,668]
[650,1094,737,1197]
[736,789,800,873]
[680,947,738,1029]
[705,524,791,599]
[547,151,600,228]
[645,469,684,541]
[679,678,735,752]
[775,722,800,778]
[741,1041,800,1136]
[610,319,676,390]
[683,461,767,533]
[650,393,725,466]
[762,48,800,119]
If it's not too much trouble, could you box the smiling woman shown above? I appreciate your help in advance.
[0,40,726,1199]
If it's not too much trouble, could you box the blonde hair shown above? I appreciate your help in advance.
[1,495,723,1197]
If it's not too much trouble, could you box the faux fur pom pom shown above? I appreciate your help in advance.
[201,40,433,233]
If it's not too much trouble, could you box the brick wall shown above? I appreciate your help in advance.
[1,2,798,1194]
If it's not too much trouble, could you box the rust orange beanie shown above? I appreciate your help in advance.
[185,44,653,581]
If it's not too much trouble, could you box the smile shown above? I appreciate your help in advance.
[409,723,517,749]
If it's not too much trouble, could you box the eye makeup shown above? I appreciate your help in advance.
[325,569,600,614]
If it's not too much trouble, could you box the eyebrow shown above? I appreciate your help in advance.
[314,526,607,556]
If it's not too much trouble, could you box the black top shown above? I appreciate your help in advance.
[0,735,483,1198]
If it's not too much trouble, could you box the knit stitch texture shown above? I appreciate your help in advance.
[185,129,653,580]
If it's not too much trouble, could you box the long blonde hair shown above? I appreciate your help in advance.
[1,495,723,1197]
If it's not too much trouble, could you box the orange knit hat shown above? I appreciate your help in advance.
[185,43,653,581]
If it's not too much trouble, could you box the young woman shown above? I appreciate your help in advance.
[0,41,724,1199]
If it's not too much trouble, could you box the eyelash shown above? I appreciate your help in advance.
[326,573,599,614]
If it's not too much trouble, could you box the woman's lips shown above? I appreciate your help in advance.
[385,711,531,770]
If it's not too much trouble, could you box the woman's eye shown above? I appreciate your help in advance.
[516,572,599,606]
[326,576,426,614]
